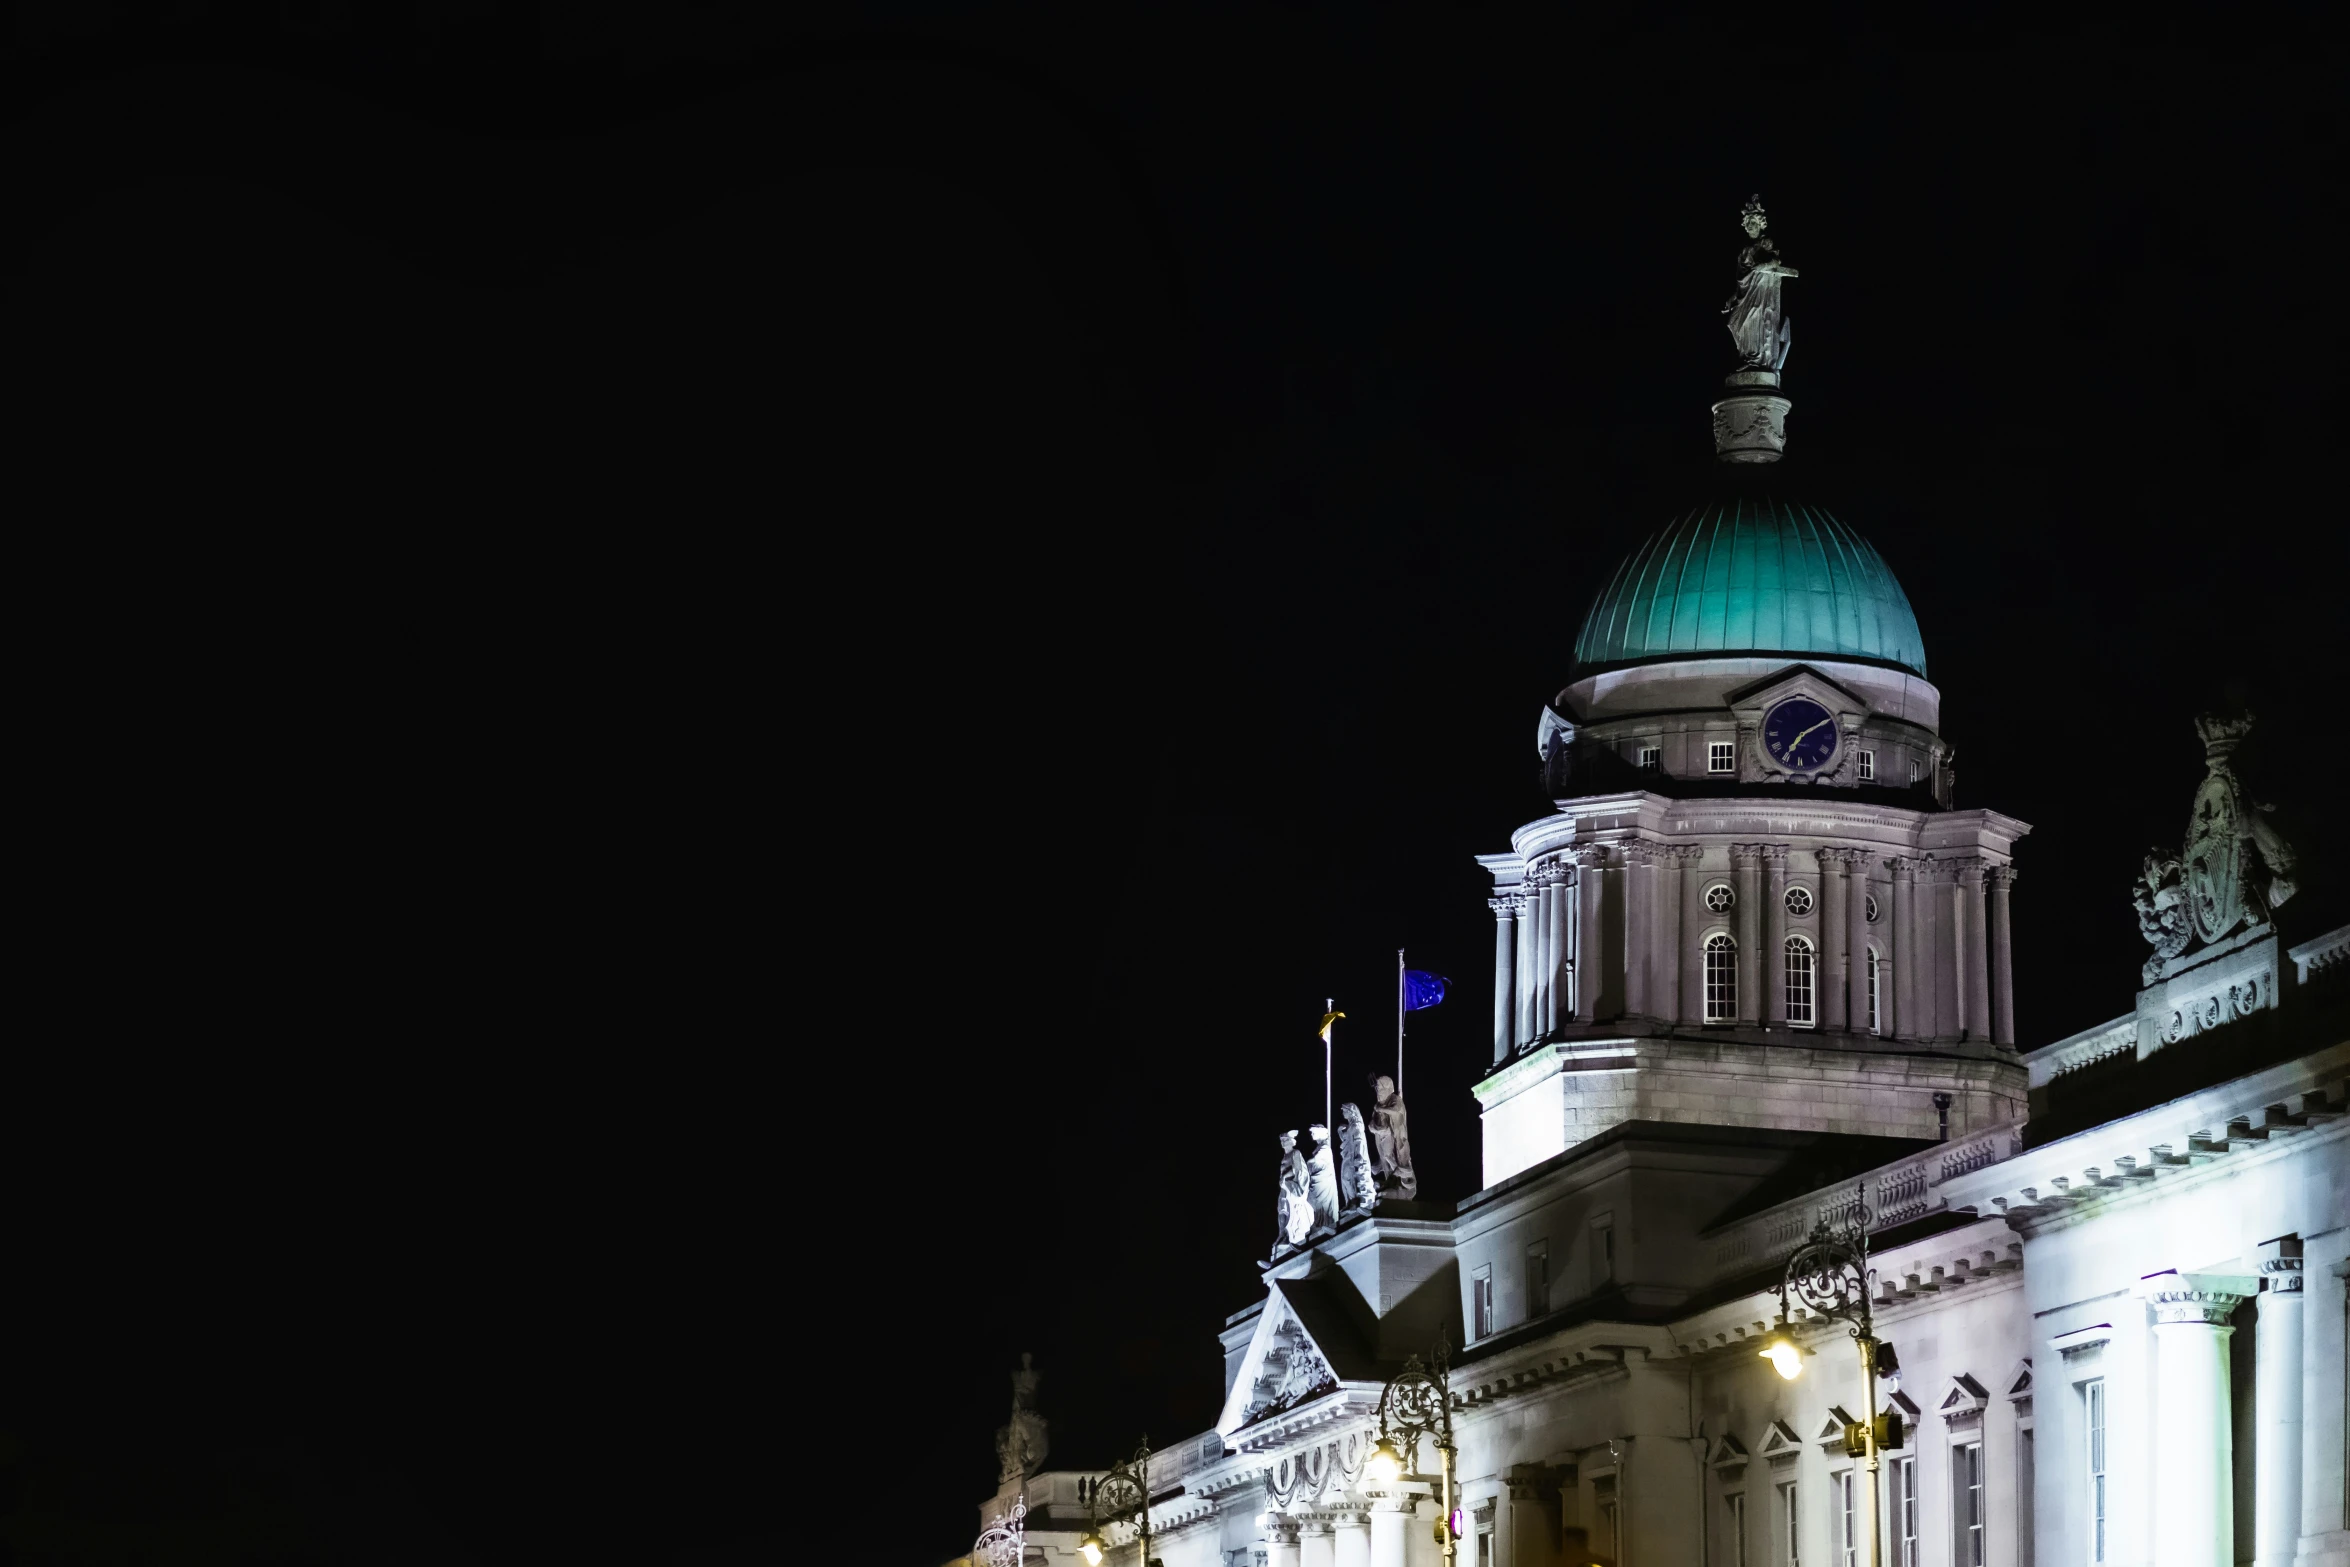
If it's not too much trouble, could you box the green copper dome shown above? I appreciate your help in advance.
[1572,495,1927,679]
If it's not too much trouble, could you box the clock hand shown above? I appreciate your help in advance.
[1789,717,1835,750]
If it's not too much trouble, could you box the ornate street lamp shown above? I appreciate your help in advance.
[1362,1340,1461,1566]
[972,1493,1026,1567]
[1077,1438,1159,1567]
[1763,1188,1904,1567]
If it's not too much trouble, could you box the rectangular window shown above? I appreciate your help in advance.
[1893,1456,1918,1567]
[1476,1524,1494,1567]
[1592,1219,1616,1284]
[1785,940,1816,1027]
[1837,1472,1857,1567]
[1705,935,1739,1022]
[1867,948,1881,1035]
[1780,1482,1800,1567]
[1727,1492,1747,1567]
[1526,1238,1549,1319]
[1710,740,1736,773]
[1858,749,1875,781]
[1955,1441,1985,1567]
[1472,1265,1493,1339]
[2087,1380,2107,1565]
[1640,745,1662,771]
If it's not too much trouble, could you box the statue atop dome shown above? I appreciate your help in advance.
[1724,195,1798,372]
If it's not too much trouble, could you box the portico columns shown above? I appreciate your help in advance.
[1333,1511,1371,1567]
[1527,869,1550,1043]
[1846,851,1875,1033]
[1889,857,1916,1042]
[1820,849,1850,1032]
[1958,858,1991,1042]
[1761,845,1790,1027]
[1267,1514,1303,1567]
[1368,1496,1411,1567]
[1732,845,1762,1025]
[1489,896,1517,1065]
[2255,1241,2304,1567]
[1300,1519,1335,1567]
[2144,1272,2258,1567]
[1986,865,2017,1046]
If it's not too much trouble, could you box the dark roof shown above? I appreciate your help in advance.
[1271,1274,1385,1382]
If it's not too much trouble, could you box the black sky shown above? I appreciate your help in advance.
[19,10,2345,1565]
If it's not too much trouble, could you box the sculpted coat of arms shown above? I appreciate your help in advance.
[2134,714,2297,983]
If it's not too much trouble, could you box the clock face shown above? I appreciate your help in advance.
[1763,696,1840,772]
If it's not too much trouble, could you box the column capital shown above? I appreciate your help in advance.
[1488,896,1524,918]
[1985,864,2018,889]
[1564,843,1608,868]
[1328,1511,1369,1530]
[1264,1515,1302,1544]
[2260,1257,2305,1294]
[1755,843,1791,864]
[1622,840,1665,866]
[1886,855,1918,880]
[2141,1271,2257,1325]
[1818,846,1867,868]
[1670,844,1708,865]
[1368,1494,1417,1514]
[1950,855,1988,884]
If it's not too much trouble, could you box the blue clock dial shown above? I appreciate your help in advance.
[1762,697,1840,772]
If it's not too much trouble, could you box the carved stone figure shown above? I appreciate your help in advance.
[2135,714,2298,981]
[1303,1124,1341,1235]
[1336,1102,1379,1217]
[992,1353,1049,1483]
[1367,1074,1418,1200]
[2132,852,2192,984]
[1277,1130,1312,1249]
[1723,196,1797,370]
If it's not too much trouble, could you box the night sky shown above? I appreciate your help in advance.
[21,12,2343,1565]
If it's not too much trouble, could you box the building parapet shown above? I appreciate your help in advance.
[2022,1013,2135,1089]
[1702,1118,2027,1282]
[2289,923,2349,985]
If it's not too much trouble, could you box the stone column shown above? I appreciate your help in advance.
[1957,858,1991,1042]
[1267,1515,1303,1567]
[2145,1272,2258,1567]
[1623,844,1653,1018]
[2256,1241,2305,1567]
[1527,868,1550,1042]
[1890,857,1916,1042]
[1762,845,1790,1027]
[2309,1260,2350,1558]
[1676,847,1706,1023]
[1333,1511,1371,1567]
[1733,845,1762,1025]
[1301,1519,1335,1567]
[1847,851,1875,1033]
[1368,1496,1411,1567]
[1551,867,1577,1030]
[1820,850,1849,1032]
[1987,865,2017,1046]
[1575,847,1605,1024]
[1489,896,1517,1066]
[1515,883,1537,1048]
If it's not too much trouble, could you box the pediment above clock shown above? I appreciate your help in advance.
[1724,664,1870,721]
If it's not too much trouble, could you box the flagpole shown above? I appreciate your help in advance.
[1324,996,1334,1133]
[1396,949,1406,1100]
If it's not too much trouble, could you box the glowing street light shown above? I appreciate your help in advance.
[1080,1440,1160,1567]
[1369,1339,1462,1567]
[1772,1189,1898,1567]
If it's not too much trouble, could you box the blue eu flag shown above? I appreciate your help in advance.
[1403,970,1450,1011]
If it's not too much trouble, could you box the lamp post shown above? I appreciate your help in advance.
[972,1493,1026,1567]
[1757,1188,1899,1567]
[1077,1439,1159,1567]
[1362,1339,1461,1567]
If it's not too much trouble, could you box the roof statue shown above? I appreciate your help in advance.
[993,1353,1049,1485]
[1336,1102,1380,1218]
[1368,1074,1417,1200]
[2132,713,2297,984]
[1724,195,1797,371]
[1303,1124,1342,1236]
[1275,1130,1313,1251]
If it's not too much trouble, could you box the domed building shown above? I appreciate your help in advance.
[951,203,2347,1567]
[1476,302,2028,1186]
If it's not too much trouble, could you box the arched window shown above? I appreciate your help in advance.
[1704,933,1738,1022]
[1784,935,1817,1028]
[1867,946,1882,1035]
